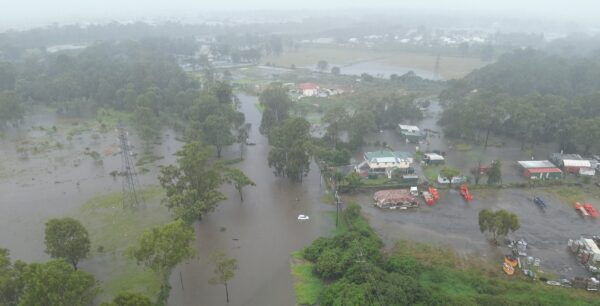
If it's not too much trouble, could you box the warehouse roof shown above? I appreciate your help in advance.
[518,160,556,169]
[526,168,562,173]
[563,159,592,168]
[398,124,420,133]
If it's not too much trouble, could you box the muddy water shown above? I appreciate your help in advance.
[167,94,333,306]
[0,107,181,263]
[351,187,595,278]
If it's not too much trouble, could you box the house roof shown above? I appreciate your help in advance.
[398,124,420,132]
[518,160,556,169]
[424,153,444,160]
[298,83,319,90]
[365,151,395,159]
[563,159,592,168]
[526,167,562,173]
[364,151,413,163]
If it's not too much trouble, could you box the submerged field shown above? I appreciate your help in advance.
[264,46,487,80]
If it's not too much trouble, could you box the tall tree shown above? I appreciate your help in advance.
[322,105,349,147]
[208,251,238,304]
[237,123,251,160]
[259,85,291,134]
[486,161,502,185]
[19,259,99,306]
[317,60,329,71]
[267,118,312,182]
[158,141,227,222]
[0,248,26,306]
[128,219,195,303]
[202,114,235,158]
[0,91,24,128]
[44,218,91,269]
[225,168,255,202]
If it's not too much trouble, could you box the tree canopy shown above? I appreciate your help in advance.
[44,218,91,269]
[478,209,520,242]
[267,117,312,181]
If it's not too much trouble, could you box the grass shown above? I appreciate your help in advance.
[362,177,389,185]
[74,187,170,302]
[423,165,442,182]
[547,186,585,206]
[263,46,487,80]
[454,143,473,152]
[290,251,323,306]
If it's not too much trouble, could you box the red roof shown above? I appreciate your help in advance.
[298,83,318,90]
[526,167,562,173]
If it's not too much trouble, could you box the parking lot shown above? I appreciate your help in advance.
[348,187,600,279]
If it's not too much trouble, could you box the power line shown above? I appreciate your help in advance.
[118,124,144,209]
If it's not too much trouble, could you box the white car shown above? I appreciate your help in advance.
[297,214,310,220]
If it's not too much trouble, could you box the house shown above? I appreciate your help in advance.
[297,83,319,97]
[397,124,424,143]
[517,160,563,180]
[423,153,445,165]
[356,151,413,177]
[373,189,418,209]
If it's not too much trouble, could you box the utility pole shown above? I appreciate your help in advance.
[335,189,342,228]
[118,124,145,209]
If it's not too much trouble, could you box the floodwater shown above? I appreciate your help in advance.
[351,187,596,279]
[339,59,438,80]
[0,107,182,264]
[167,94,333,306]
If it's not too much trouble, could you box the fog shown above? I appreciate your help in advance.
[1,0,600,30]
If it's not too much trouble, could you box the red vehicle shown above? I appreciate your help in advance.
[460,184,473,202]
[428,186,440,201]
[584,203,598,218]
[575,202,589,216]
[423,192,435,206]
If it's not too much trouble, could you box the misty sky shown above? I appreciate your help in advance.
[1,0,599,30]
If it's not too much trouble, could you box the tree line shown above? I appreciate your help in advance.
[439,49,600,153]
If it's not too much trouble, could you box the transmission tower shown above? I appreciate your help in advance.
[118,124,144,209]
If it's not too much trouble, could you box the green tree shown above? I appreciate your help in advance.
[44,218,90,269]
[237,123,251,160]
[208,251,238,304]
[317,60,329,71]
[259,85,291,134]
[0,91,24,128]
[322,105,349,147]
[345,172,363,192]
[486,161,502,185]
[267,118,312,181]
[331,66,341,75]
[478,209,520,243]
[128,219,195,303]
[348,111,376,148]
[101,291,152,306]
[439,167,460,187]
[225,168,255,202]
[19,259,99,306]
[158,141,227,222]
[0,248,26,306]
[202,114,235,158]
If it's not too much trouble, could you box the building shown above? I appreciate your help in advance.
[423,153,445,165]
[398,124,424,143]
[297,83,319,97]
[549,153,595,175]
[357,151,413,177]
[517,160,563,180]
[373,189,418,209]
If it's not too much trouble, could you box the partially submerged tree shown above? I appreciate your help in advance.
[44,218,91,269]
[202,114,235,158]
[128,219,195,303]
[486,161,502,185]
[259,85,292,134]
[101,291,153,306]
[158,141,226,222]
[478,209,520,243]
[267,118,312,182]
[225,168,255,202]
[345,172,363,193]
[208,251,238,304]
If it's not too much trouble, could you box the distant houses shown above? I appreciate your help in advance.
[297,83,319,97]
[292,83,345,99]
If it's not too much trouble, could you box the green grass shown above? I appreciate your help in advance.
[423,165,442,182]
[290,258,323,306]
[96,107,131,130]
[454,143,473,152]
[547,186,585,206]
[75,187,170,302]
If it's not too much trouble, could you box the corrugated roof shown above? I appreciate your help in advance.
[398,124,420,132]
[563,159,591,168]
[424,153,444,160]
[518,160,556,169]
[526,167,562,173]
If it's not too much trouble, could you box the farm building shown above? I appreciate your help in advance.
[423,153,445,165]
[356,151,413,177]
[517,160,563,180]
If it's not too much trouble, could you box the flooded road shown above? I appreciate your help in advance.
[168,94,334,306]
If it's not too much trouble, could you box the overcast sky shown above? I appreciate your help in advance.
[1,0,599,30]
